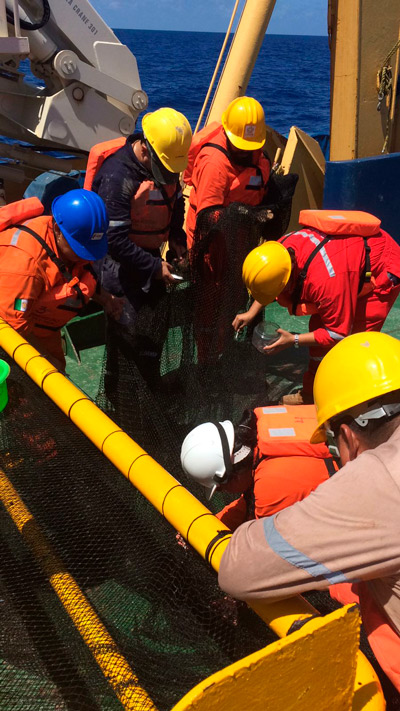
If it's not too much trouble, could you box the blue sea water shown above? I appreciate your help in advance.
[16,30,330,142]
[114,30,330,138]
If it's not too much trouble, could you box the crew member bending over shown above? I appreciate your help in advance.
[234,209,400,404]
[0,190,116,370]
[184,95,270,249]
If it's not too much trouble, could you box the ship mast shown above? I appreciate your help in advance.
[206,0,277,124]
[329,0,400,159]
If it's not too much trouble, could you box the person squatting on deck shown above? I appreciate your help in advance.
[85,108,192,388]
[180,405,337,529]
[235,209,400,404]
[0,190,115,371]
[219,331,400,692]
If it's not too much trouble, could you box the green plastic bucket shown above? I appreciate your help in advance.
[0,360,10,412]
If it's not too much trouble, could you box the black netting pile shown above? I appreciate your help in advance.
[98,200,306,490]
[0,357,276,711]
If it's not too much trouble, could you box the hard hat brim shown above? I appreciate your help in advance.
[60,229,108,261]
[310,424,326,445]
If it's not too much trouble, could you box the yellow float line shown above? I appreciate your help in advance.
[0,469,157,711]
[0,320,384,710]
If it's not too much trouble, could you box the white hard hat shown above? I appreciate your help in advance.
[180,421,250,500]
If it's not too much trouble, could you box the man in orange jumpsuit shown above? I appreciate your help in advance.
[0,189,114,370]
[184,96,271,249]
[184,97,271,363]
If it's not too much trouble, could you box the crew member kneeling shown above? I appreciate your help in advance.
[181,404,337,529]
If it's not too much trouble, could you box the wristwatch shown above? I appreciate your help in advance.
[294,334,300,349]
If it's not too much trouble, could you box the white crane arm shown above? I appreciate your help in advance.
[0,0,148,151]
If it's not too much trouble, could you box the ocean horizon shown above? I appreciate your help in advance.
[13,30,330,145]
[114,30,330,137]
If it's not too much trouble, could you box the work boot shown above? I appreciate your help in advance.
[281,390,313,406]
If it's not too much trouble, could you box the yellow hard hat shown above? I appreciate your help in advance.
[242,241,291,306]
[311,331,400,443]
[222,96,266,151]
[142,107,192,174]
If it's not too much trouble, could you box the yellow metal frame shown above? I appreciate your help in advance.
[0,318,385,710]
[172,605,362,711]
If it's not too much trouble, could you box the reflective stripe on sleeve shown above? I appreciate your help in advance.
[326,330,345,341]
[263,515,349,584]
[108,220,131,227]
[11,229,21,246]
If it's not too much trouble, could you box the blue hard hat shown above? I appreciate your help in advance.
[51,189,109,261]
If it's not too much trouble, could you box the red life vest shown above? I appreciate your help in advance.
[84,137,179,250]
[0,212,96,335]
[184,124,270,245]
[279,210,381,316]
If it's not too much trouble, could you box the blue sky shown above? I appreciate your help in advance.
[92,0,327,35]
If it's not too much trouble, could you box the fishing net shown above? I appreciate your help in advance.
[97,199,307,485]
[0,356,276,711]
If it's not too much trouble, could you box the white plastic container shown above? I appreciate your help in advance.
[252,321,280,353]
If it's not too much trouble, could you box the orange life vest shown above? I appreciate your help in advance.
[0,212,96,334]
[299,209,381,236]
[254,404,332,459]
[129,180,179,250]
[184,124,270,245]
[0,196,44,230]
[84,137,179,250]
[183,121,221,187]
[216,405,337,529]
[84,137,126,191]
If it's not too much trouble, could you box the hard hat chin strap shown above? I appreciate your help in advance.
[212,422,232,484]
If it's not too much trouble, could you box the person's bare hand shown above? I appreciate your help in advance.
[156,261,176,284]
[263,328,295,355]
[104,294,125,321]
[169,239,187,261]
[232,311,254,332]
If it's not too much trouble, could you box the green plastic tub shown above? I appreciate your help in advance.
[0,360,10,412]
